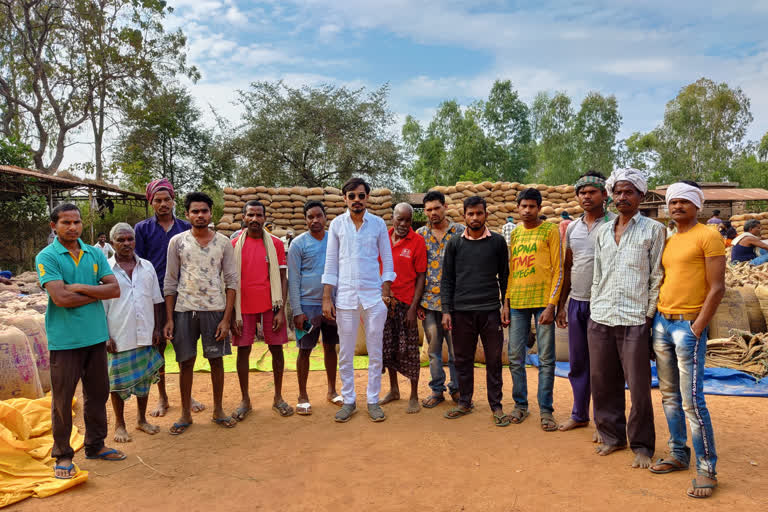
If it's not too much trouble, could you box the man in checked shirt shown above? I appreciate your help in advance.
[589,168,665,469]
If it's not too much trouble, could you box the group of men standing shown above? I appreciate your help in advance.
[36,170,722,498]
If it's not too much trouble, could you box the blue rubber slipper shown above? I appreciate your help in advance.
[54,463,76,479]
[86,448,126,461]
[170,422,191,435]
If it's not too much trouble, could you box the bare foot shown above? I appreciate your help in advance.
[191,398,206,413]
[379,391,400,405]
[149,399,169,418]
[592,430,603,443]
[113,425,132,443]
[558,418,589,431]
[687,476,717,498]
[54,457,76,479]
[136,421,160,435]
[595,444,625,456]
[406,398,420,414]
[632,453,652,469]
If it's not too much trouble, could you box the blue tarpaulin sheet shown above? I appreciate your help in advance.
[526,355,768,397]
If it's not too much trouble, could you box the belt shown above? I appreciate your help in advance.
[660,312,699,321]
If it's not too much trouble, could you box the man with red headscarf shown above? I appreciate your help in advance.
[134,178,204,417]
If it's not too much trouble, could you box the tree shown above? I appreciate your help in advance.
[530,91,579,184]
[403,80,532,191]
[637,78,753,183]
[0,136,34,167]
[574,92,621,174]
[0,0,196,175]
[233,81,402,188]
[114,86,230,194]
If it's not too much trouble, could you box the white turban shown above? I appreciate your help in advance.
[665,182,704,209]
[606,168,648,198]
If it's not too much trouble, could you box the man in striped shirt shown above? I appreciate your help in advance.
[589,168,665,469]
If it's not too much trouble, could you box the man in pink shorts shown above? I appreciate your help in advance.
[231,200,293,419]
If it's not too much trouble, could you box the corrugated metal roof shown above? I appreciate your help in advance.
[651,187,768,201]
[0,164,145,199]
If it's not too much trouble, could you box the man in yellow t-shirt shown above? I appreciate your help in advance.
[649,181,725,500]
[502,187,563,431]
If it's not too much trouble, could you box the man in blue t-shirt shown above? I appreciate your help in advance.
[36,204,123,479]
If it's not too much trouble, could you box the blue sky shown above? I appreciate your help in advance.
[68,1,768,166]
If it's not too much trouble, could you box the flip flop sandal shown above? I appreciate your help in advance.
[169,422,191,435]
[650,458,689,474]
[493,412,511,427]
[421,394,445,409]
[296,402,312,416]
[211,416,237,428]
[231,407,252,422]
[444,407,473,419]
[509,408,529,424]
[86,448,127,461]
[687,478,717,499]
[540,413,558,432]
[54,463,78,480]
[328,395,344,407]
[273,401,295,417]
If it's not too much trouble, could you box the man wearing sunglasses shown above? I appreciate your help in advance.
[322,177,396,423]
[288,200,342,416]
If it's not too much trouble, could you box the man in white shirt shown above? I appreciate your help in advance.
[94,232,116,258]
[322,177,396,423]
[103,223,165,442]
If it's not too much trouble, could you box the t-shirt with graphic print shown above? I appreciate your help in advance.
[506,221,564,309]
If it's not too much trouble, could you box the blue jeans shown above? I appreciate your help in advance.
[423,309,458,395]
[751,248,768,266]
[508,307,555,413]
[653,313,717,478]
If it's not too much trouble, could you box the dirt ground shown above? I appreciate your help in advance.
[13,367,768,511]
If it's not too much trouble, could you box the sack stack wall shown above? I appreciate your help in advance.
[728,212,768,238]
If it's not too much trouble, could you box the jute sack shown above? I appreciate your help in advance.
[736,286,767,333]
[3,313,51,392]
[754,285,768,330]
[708,288,750,339]
[0,325,44,400]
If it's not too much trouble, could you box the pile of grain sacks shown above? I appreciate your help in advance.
[728,212,768,237]
[0,306,50,400]
[428,181,582,232]
[216,186,394,238]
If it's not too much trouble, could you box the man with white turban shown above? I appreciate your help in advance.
[648,181,724,499]
[588,167,665,469]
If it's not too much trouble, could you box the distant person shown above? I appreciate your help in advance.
[93,232,115,259]
[133,178,203,417]
[719,221,737,246]
[36,203,124,479]
[559,211,572,241]
[706,210,722,225]
[501,216,516,245]
[730,219,768,265]
[103,223,164,443]
[163,192,238,434]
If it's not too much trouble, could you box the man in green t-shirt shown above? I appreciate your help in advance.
[35,204,124,480]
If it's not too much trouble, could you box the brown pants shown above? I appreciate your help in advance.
[50,342,109,461]
[587,320,655,457]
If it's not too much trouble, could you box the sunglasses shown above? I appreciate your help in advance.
[346,192,367,200]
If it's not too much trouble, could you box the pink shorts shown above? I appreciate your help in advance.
[233,311,289,347]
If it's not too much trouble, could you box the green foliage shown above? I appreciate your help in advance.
[114,86,232,195]
[232,81,402,189]
[574,92,622,174]
[0,136,34,167]
[0,191,50,271]
[403,80,532,192]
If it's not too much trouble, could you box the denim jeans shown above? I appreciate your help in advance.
[423,309,458,395]
[751,247,768,266]
[508,307,555,413]
[653,313,717,478]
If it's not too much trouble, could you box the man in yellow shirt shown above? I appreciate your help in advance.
[648,181,725,499]
[502,188,563,431]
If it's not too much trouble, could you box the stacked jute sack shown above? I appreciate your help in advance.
[728,212,768,237]
[428,181,582,232]
[0,297,51,400]
[216,186,394,238]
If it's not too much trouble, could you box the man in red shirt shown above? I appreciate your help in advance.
[231,201,293,419]
[380,203,427,413]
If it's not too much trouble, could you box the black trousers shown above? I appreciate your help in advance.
[587,320,655,457]
[50,342,109,461]
[452,310,504,411]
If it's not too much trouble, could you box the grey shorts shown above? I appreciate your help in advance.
[295,304,340,350]
[172,311,232,363]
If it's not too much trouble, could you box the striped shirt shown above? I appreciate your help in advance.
[501,222,516,245]
[590,212,666,327]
